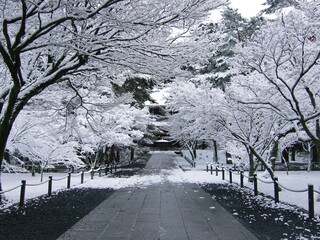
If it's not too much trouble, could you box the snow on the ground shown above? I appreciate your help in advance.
[182,149,320,215]
[1,151,320,217]
[1,172,85,209]
[249,171,320,215]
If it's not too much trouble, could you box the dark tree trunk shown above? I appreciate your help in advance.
[248,150,255,182]
[213,140,218,163]
[109,145,115,164]
[130,147,134,163]
[249,146,276,180]
[0,114,17,192]
[270,140,279,171]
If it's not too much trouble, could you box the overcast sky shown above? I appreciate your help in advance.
[229,0,265,18]
[210,0,266,21]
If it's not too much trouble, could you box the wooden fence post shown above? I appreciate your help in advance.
[240,171,244,188]
[222,167,225,180]
[48,176,52,196]
[81,171,84,184]
[274,177,279,203]
[19,180,26,207]
[67,173,71,189]
[308,184,314,219]
[253,174,258,196]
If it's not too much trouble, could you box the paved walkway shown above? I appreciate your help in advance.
[57,153,258,240]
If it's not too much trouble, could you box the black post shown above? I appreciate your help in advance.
[210,164,213,175]
[216,166,218,176]
[229,169,232,183]
[19,180,26,207]
[81,171,84,184]
[206,163,209,172]
[91,169,94,179]
[99,168,102,177]
[222,167,225,180]
[240,171,244,188]
[130,147,134,162]
[274,177,279,203]
[67,172,71,189]
[308,185,314,219]
[253,174,258,196]
[48,176,52,196]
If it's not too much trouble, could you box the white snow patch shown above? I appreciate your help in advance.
[1,153,320,217]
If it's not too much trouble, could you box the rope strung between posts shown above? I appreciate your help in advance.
[251,175,308,192]
[256,177,274,184]
[52,175,68,181]
[71,172,82,177]
[275,181,308,193]
[232,171,241,176]
[242,174,253,180]
[26,180,49,186]
[221,169,313,191]
[0,184,22,194]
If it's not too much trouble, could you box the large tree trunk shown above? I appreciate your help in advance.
[269,140,280,171]
[213,140,218,163]
[0,116,16,192]
[314,143,320,169]
[186,141,197,162]
[248,149,255,181]
[109,145,116,164]
[249,146,276,180]
[130,147,135,163]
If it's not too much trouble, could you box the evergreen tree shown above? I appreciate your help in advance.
[261,0,298,14]
[112,77,156,108]
[195,8,264,90]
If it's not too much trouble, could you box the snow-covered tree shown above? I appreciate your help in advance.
[261,0,298,14]
[217,91,287,179]
[10,73,151,170]
[167,81,226,162]
[0,0,227,190]
[180,7,265,91]
[7,108,83,181]
[230,0,320,165]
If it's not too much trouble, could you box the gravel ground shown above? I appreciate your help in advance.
[0,188,114,240]
[202,183,320,240]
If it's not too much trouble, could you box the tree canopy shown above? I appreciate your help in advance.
[0,0,227,189]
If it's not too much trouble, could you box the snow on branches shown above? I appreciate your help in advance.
[0,0,227,182]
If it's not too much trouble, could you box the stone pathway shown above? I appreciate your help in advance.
[57,153,258,240]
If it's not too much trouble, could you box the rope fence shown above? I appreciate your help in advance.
[52,176,68,182]
[0,184,22,194]
[0,164,118,208]
[205,163,319,220]
[26,180,49,186]
[277,182,308,193]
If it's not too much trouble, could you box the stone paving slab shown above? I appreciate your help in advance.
[57,182,258,240]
